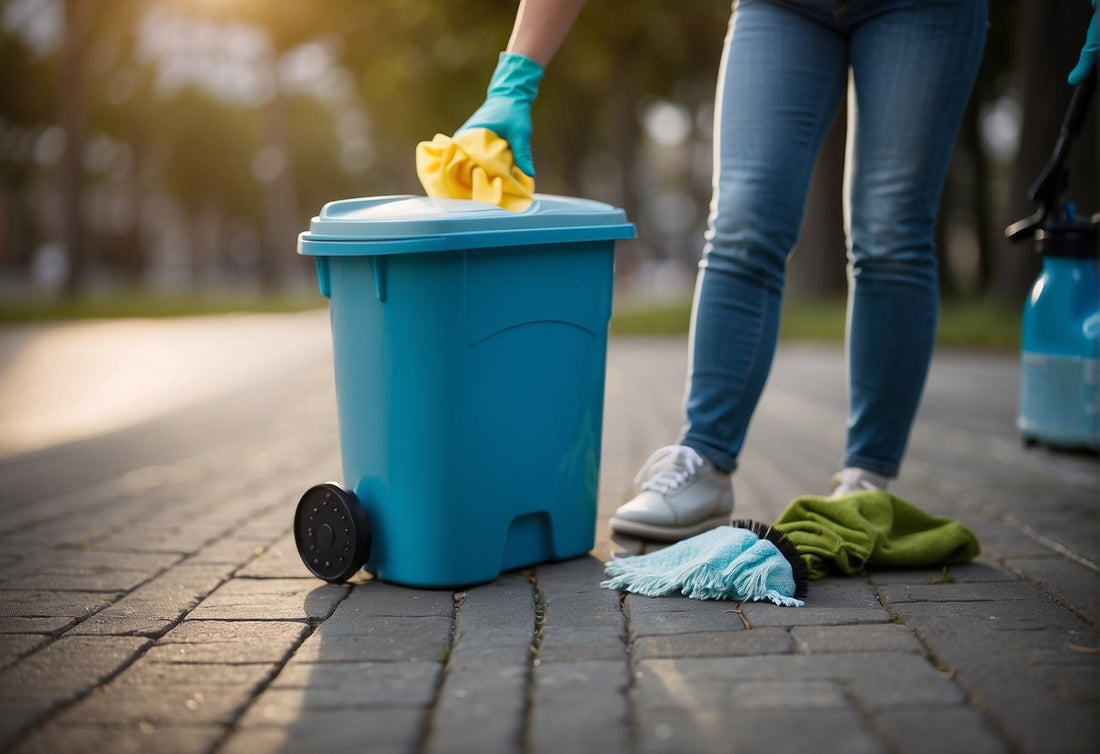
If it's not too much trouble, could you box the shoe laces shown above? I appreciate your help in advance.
[830,468,887,497]
[635,445,706,495]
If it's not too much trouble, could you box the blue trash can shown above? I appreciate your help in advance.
[294,194,634,588]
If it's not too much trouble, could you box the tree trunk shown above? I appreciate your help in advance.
[59,0,91,298]
[994,0,1099,303]
[612,50,641,228]
[260,90,300,291]
[936,177,959,300]
[788,102,848,297]
[965,100,994,295]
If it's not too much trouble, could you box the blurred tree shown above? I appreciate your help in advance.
[5,0,152,294]
[1,0,1071,307]
[155,86,262,286]
[284,92,357,211]
[177,0,333,289]
[0,18,56,272]
[543,0,727,274]
[933,0,1019,300]
[995,0,1098,303]
[58,0,91,296]
[336,0,512,192]
[792,2,1022,301]
[540,3,727,196]
[337,1,727,240]
[82,0,152,285]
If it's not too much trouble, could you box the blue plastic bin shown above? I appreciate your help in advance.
[297,194,634,588]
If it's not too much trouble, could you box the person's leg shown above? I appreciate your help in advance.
[681,0,849,472]
[612,0,849,540]
[841,0,987,478]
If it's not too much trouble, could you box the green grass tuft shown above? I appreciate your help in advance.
[3,289,1023,351]
[0,291,326,324]
[611,295,1021,350]
[609,301,693,336]
[925,567,955,585]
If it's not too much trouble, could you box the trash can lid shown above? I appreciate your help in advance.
[298,194,635,257]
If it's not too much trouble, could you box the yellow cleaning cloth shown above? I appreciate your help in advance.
[416,128,535,212]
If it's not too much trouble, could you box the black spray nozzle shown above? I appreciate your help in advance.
[1028,66,1096,209]
[1006,66,1097,243]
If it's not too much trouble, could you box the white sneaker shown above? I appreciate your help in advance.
[829,467,889,497]
[610,445,734,541]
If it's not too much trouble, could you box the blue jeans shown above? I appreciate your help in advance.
[680,0,987,477]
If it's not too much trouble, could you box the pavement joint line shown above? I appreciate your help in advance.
[521,571,539,754]
[869,583,1017,752]
[47,511,296,646]
[870,587,928,655]
[902,467,1097,574]
[40,565,183,640]
[896,623,1023,753]
[6,633,155,744]
[206,584,354,754]
[832,676,904,754]
[521,569,545,754]
[1013,521,1099,573]
[997,557,1097,626]
[950,489,1100,624]
[910,413,1099,492]
[0,440,261,536]
[2,421,316,545]
[618,588,641,752]
[415,589,461,754]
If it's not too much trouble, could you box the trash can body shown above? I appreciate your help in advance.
[299,195,634,587]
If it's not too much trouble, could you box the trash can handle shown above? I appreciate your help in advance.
[315,258,332,298]
[313,257,388,302]
[369,257,387,302]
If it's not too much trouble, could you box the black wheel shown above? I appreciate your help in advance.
[294,483,371,583]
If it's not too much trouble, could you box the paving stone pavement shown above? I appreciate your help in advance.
[0,314,1097,753]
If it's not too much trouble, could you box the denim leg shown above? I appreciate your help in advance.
[680,0,849,473]
[842,0,987,476]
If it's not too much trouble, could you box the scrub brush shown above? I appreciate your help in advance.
[732,519,809,599]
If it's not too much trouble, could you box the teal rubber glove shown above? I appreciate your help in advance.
[1068,1,1098,85]
[456,52,544,177]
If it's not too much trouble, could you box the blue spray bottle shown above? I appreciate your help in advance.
[1006,69,1098,451]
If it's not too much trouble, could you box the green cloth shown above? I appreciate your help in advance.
[772,491,980,580]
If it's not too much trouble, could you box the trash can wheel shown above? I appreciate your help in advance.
[294,483,371,583]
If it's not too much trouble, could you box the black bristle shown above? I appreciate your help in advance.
[732,518,810,599]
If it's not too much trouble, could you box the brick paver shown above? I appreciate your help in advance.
[0,318,1096,753]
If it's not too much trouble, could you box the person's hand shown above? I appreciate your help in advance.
[1068,0,1098,85]
[456,52,544,177]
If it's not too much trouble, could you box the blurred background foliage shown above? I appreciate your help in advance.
[0,0,1096,325]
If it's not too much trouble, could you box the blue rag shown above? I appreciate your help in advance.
[601,526,804,607]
